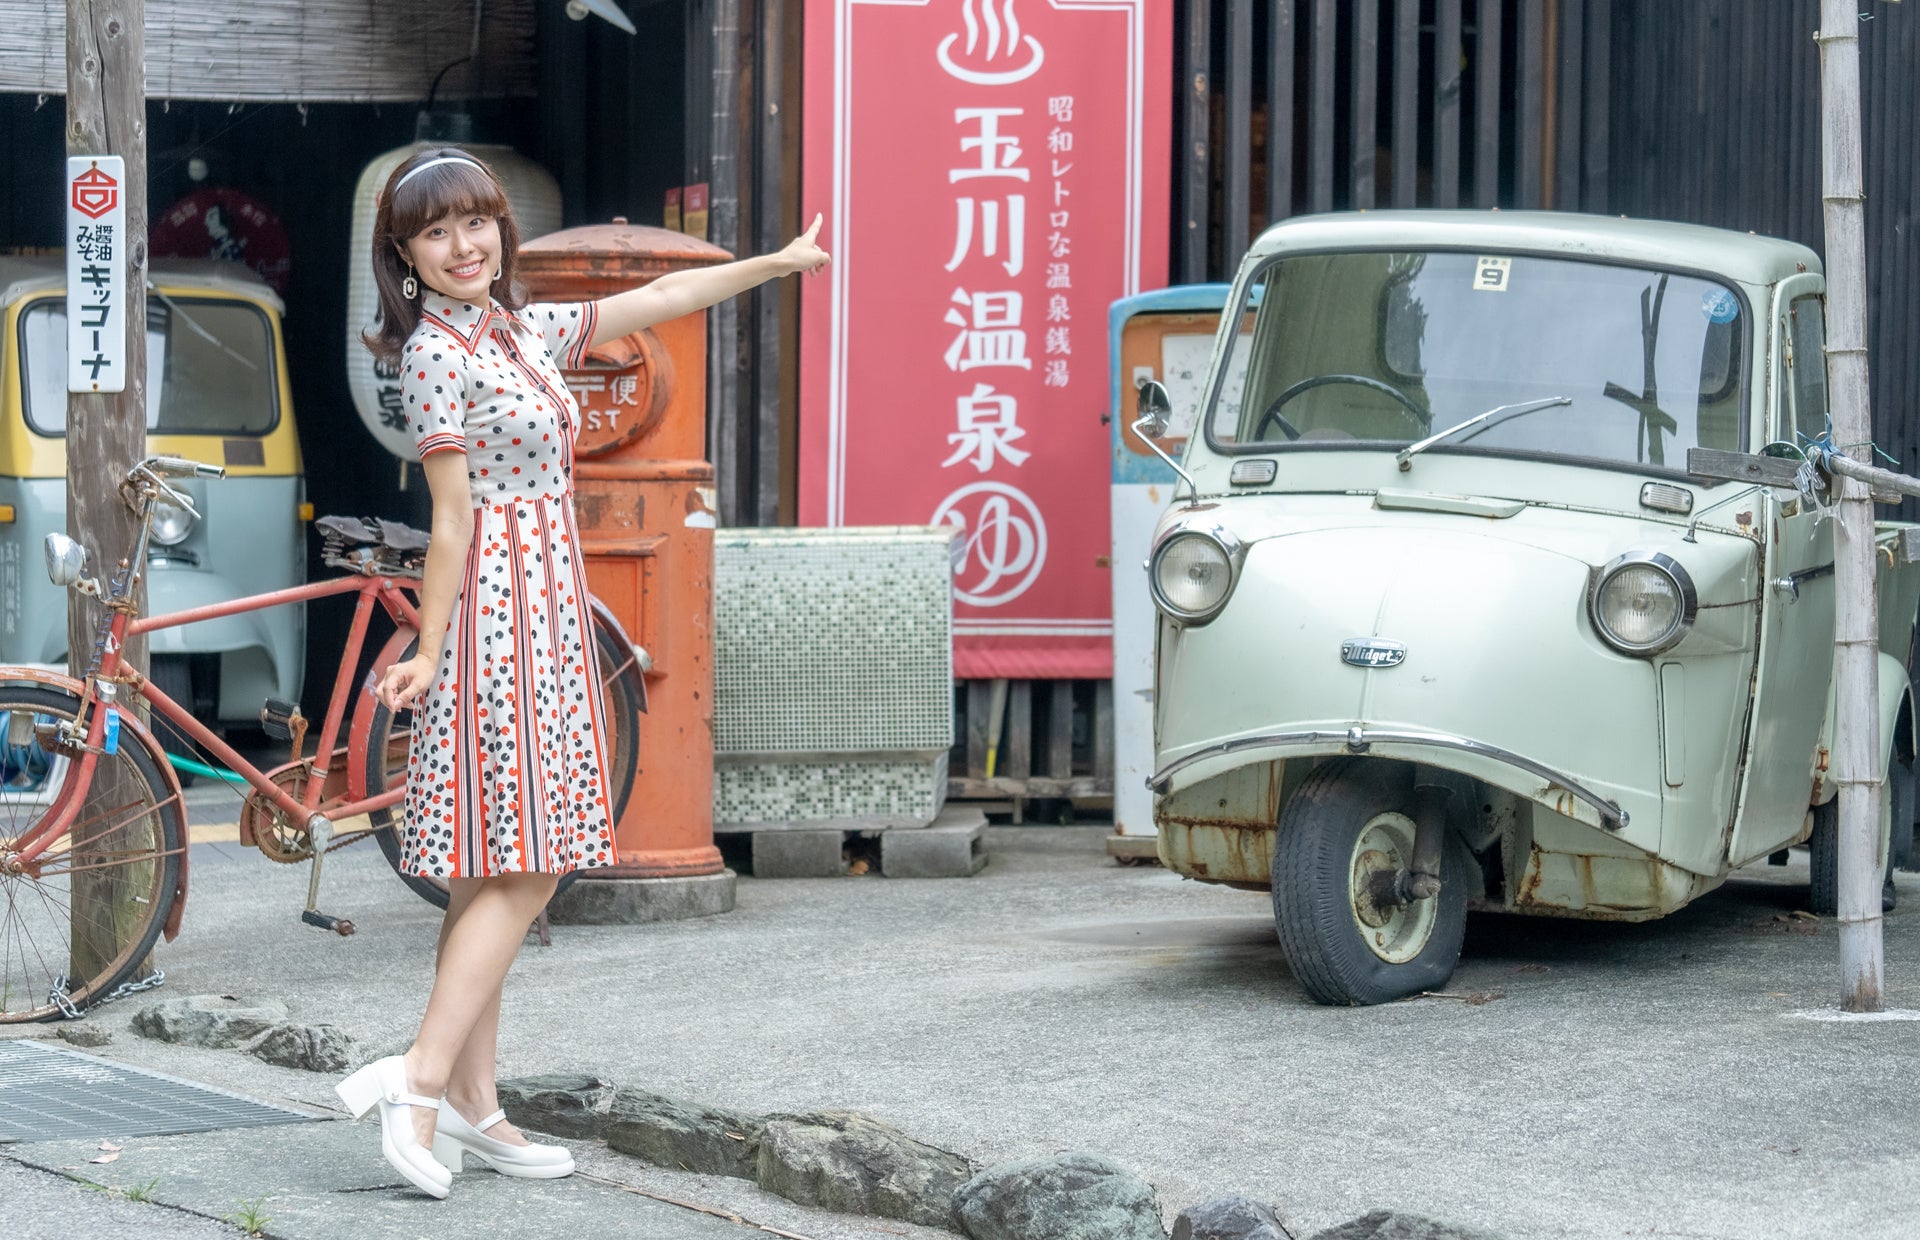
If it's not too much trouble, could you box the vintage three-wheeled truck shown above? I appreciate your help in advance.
[1134,212,1920,1005]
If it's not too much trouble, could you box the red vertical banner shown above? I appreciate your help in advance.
[800,0,1171,679]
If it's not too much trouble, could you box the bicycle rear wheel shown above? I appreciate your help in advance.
[0,685,183,1022]
[364,613,642,909]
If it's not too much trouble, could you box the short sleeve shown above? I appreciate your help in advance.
[401,337,468,460]
[527,301,599,370]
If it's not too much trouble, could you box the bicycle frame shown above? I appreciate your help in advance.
[9,572,419,870]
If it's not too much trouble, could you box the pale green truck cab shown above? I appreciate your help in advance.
[1137,211,1920,1005]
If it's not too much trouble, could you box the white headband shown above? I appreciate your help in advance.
[394,155,485,194]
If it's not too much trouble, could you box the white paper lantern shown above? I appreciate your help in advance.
[346,137,562,459]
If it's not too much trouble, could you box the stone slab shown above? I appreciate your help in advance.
[3,1119,754,1239]
[752,829,849,878]
[546,870,737,925]
[881,818,987,878]
[1105,833,1162,862]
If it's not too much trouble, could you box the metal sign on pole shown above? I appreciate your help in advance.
[65,156,128,394]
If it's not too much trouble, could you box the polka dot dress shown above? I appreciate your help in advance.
[398,297,616,879]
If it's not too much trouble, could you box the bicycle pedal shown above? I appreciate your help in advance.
[259,697,302,741]
[299,910,355,936]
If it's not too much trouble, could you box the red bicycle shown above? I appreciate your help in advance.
[0,457,644,1022]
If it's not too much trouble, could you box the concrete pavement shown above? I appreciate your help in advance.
[5,797,1920,1238]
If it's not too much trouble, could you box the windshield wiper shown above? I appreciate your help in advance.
[1395,396,1573,472]
[146,284,258,372]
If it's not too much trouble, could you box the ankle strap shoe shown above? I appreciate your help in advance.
[432,1101,575,1179]
[335,1057,452,1199]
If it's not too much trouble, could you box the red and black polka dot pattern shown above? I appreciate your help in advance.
[397,299,616,878]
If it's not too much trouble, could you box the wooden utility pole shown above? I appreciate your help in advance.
[1817,0,1883,1012]
[67,0,149,984]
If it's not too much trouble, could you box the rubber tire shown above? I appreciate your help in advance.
[146,655,199,788]
[1807,793,1897,917]
[0,684,184,1021]
[1271,758,1470,1006]
[1894,746,1918,872]
[365,614,643,910]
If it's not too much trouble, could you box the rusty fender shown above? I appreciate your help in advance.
[1502,844,1722,922]
[1155,814,1276,888]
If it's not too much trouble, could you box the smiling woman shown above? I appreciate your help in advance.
[336,146,830,1201]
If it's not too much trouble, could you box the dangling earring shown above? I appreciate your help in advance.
[402,261,418,300]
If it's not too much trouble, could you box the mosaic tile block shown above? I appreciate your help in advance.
[714,752,949,826]
[713,527,956,755]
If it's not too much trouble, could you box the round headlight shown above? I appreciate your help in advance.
[1591,553,1696,655]
[1151,531,1236,621]
[150,499,195,547]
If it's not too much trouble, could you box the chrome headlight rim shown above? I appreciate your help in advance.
[1148,524,1246,625]
[149,498,195,547]
[1589,550,1698,656]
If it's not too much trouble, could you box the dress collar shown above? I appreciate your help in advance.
[419,298,519,353]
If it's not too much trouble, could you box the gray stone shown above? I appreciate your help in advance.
[498,1073,620,1139]
[1308,1211,1509,1240]
[752,829,849,878]
[754,1110,974,1231]
[55,1023,110,1048]
[546,870,738,924]
[1173,1195,1288,1240]
[131,994,288,1048]
[604,1088,763,1178]
[881,816,988,878]
[249,1022,353,1073]
[954,1151,1167,1240]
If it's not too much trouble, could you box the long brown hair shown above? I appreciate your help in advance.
[362,148,526,368]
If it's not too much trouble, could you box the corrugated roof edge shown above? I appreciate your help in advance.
[1244,210,1821,288]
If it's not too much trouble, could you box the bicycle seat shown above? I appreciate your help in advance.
[314,515,431,553]
[372,520,430,553]
[316,515,430,577]
[314,515,378,544]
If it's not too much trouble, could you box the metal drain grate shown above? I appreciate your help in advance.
[0,1039,319,1142]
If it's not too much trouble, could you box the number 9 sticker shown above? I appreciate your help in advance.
[1473,256,1513,293]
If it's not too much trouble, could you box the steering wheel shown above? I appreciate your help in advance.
[1252,374,1431,443]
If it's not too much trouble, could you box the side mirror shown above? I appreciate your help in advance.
[1134,379,1173,439]
[44,533,87,587]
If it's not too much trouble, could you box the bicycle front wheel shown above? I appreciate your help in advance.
[0,685,184,1022]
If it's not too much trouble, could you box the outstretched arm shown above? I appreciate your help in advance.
[589,215,830,346]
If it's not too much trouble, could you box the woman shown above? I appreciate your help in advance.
[335,148,828,1198]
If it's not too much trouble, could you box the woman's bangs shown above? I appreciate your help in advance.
[393,162,511,238]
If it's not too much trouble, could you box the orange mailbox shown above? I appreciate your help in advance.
[519,221,731,895]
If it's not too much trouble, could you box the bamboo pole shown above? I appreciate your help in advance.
[1817,0,1883,1013]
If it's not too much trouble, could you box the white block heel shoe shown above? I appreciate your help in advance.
[431,1103,575,1179]
[335,1057,453,1199]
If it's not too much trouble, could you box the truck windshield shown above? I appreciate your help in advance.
[1208,250,1746,470]
[20,296,278,436]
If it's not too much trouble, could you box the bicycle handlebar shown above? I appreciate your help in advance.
[144,455,225,480]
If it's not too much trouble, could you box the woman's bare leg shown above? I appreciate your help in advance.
[402,873,558,1145]
[436,879,539,1144]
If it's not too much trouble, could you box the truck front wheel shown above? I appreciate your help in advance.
[1272,758,1470,1006]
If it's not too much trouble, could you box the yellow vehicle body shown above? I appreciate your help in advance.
[0,256,307,720]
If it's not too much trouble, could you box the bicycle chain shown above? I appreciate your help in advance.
[48,966,167,1021]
